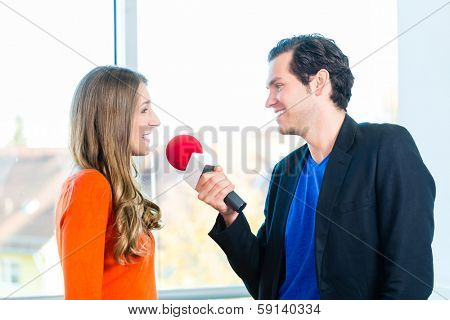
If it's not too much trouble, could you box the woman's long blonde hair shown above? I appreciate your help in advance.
[70,66,161,264]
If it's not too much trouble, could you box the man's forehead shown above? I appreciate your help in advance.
[266,52,293,83]
[271,51,292,68]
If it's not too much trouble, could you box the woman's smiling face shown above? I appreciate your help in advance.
[130,83,161,156]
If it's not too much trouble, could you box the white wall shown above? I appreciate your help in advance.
[398,0,450,299]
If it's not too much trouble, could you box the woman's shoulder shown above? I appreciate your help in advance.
[56,168,113,225]
[63,168,112,196]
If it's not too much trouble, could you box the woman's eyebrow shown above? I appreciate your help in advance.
[141,100,151,106]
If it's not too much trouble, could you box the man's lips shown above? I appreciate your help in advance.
[274,108,286,118]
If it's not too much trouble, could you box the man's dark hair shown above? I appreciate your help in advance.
[268,34,354,110]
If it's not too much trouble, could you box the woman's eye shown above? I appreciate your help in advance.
[141,108,148,113]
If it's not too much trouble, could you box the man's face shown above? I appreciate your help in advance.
[265,51,314,136]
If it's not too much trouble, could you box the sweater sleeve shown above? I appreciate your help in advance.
[59,172,112,299]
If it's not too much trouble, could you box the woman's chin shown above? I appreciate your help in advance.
[132,147,151,157]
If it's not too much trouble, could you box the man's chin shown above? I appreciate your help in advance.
[278,127,287,135]
[278,125,295,136]
[278,122,309,137]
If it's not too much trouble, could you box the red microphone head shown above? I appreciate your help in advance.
[166,135,203,171]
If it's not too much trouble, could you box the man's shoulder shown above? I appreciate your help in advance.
[357,121,415,152]
[358,121,409,137]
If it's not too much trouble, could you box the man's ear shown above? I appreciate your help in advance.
[312,69,330,96]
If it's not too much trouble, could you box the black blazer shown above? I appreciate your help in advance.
[209,114,435,299]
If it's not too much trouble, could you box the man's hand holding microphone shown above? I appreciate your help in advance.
[195,165,239,227]
[165,134,245,227]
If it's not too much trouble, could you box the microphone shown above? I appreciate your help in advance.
[165,134,247,212]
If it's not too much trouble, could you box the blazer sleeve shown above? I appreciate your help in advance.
[376,125,435,299]
[208,164,280,299]
[59,173,112,299]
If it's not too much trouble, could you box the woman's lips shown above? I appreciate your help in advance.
[143,133,151,142]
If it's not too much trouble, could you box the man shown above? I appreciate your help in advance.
[195,34,435,299]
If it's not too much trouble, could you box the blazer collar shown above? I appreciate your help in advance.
[332,113,357,154]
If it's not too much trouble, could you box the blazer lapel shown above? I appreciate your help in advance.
[266,145,309,298]
[314,114,357,289]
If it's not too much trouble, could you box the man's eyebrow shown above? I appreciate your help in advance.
[266,76,282,88]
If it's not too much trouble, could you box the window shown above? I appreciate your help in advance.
[7,0,444,301]
[0,0,114,298]
[0,260,21,285]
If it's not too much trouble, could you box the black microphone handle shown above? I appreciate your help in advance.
[202,165,247,212]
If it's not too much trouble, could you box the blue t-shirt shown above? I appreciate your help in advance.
[279,154,329,299]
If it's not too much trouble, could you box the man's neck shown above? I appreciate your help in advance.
[304,108,346,164]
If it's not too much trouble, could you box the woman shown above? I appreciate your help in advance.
[55,66,161,299]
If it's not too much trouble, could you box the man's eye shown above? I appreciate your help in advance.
[275,84,283,91]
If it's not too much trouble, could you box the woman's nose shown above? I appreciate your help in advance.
[150,113,161,127]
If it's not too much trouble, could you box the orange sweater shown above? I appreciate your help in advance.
[55,169,157,300]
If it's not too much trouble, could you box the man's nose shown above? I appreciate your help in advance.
[265,92,277,108]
